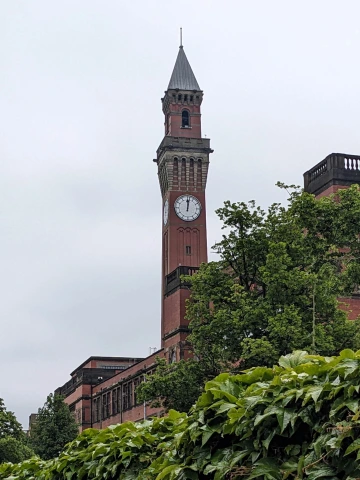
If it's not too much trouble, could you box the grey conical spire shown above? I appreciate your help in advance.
[167,46,201,91]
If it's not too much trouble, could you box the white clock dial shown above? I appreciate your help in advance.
[174,195,201,222]
[163,199,169,225]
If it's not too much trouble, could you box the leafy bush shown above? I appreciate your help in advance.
[3,350,360,479]
[0,437,34,464]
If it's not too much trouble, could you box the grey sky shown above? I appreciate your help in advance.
[1,0,360,427]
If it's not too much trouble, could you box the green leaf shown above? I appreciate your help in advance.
[276,407,295,434]
[305,465,336,479]
[303,385,323,405]
[345,439,360,456]
[156,464,182,479]
[217,402,237,413]
[201,430,214,447]
[340,349,356,359]
[279,351,309,368]
[248,458,281,480]
[345,399,359,413]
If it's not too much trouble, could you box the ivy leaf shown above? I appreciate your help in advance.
[303,386,323,405]
[248,458,281,480]
[340,349,356,359]
[345,439,360,456]
[279,351,309,369]
[305,465,336,479]
[276,408,295,434]
[201,430,214,447]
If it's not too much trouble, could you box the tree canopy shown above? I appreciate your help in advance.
[30,394,79,460]
[0,399,23,442]
[138,184,360,411]
[0,437,33,465]
[4,350,360,479]
[0,398,33,464]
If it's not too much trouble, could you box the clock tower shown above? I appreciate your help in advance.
[154,45,213,361]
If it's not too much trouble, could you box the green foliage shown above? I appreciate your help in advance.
[142,184,360,410]
[0,410,189,479]
[5,351,360,478]
[30,394,79,460]
[0,398,34,464]
[0,399,24,441]
[137,358,208,412]
[0,437,33,464]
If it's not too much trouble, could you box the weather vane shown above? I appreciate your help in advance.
[180,27,183,47]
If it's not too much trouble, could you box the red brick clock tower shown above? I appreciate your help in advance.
[154,45,213,362]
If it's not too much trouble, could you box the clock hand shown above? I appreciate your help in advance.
[186,197,190,211]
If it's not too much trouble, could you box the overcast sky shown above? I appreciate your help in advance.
[1,0,360,427]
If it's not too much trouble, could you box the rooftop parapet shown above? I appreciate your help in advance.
[304,153,360,196]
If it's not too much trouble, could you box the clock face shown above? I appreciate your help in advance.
[163,199,169,225]
[174,195,201,222]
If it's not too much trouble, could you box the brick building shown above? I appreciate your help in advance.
[56,46,360,432]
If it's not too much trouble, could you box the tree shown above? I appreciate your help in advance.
[0,398,34,464]
[0,437,33,464]
[0,398,23,441]
[30,393,78,460]
[138,184,360,412]
[139,358,208,412]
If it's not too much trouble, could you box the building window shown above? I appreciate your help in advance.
[117,387,121,413]
[102,394,107,419]
[107,392,111,417]
[101,392,111,419]
[93,398,100,423]
[169,348,177,364]
[122,382,133,411]
[182,110,190,128]
[186,245,191,255]
[112,389,118,415]
[111,387,122,415]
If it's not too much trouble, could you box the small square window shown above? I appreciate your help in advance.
[185,246,191,255]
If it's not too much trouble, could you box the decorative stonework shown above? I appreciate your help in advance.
[155,136,212,197]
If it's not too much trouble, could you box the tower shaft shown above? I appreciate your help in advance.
[155,46,213,360]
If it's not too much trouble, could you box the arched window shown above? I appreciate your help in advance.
[182,110,190,128]
[169,348,176,364]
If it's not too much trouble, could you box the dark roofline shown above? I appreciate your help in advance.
[70,356,145,376]
[94,348,164,389]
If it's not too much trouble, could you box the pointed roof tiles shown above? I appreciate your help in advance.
[167,46,201,91]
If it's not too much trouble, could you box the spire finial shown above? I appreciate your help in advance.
[180,27,183,48]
